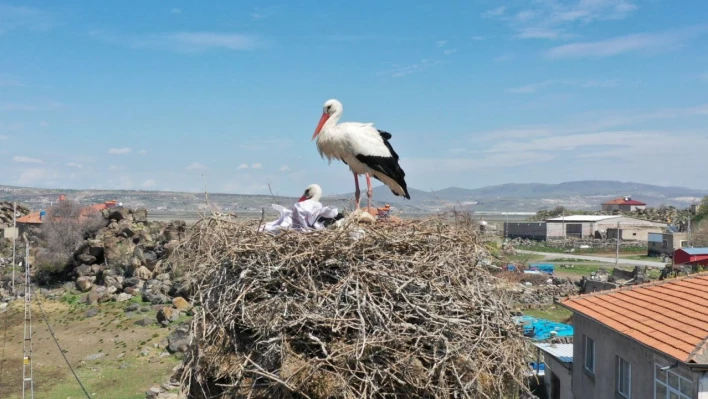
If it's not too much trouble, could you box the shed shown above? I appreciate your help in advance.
[674,247,708,267]
[533,343,573,399]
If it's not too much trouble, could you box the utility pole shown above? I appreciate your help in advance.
[21,234,34,399]
[12,201,16,295]
[615,221,620,268]
[688,218,692,248]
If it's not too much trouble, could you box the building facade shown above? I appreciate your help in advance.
[674,248,708,267]
[561,274,708,399]
[601,196,647,212]
[545,215,666,239]
[648,232,689,256]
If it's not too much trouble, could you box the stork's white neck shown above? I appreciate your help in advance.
[321,111,342,133]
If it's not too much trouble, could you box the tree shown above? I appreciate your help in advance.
[692,219,708,248]
[35,199,105,276]
[693,196,708,224]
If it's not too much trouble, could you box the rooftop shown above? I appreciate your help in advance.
[561,273,708,363]
[603,197,647,206]
[678,248,708,256]
[533,343,573,364]
[16,212,42,224]
[546,215,620,222]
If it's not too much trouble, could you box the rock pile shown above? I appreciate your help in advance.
[67,207,189,311]
[0,201,30,227]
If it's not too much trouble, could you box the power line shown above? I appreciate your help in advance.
[33,288,92,399]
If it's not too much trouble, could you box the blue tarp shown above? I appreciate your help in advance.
[528,263,555,275]
[513,315,574,341]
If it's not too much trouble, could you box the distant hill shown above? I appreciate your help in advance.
[1,180,705,214]
[336,180,708,211]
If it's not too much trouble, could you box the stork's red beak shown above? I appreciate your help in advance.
[298,195,308,202]
[312,113,330,141]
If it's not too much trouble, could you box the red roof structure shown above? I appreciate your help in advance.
[561,273,708,363]
[602,197,647,206]
[16,197,117,225]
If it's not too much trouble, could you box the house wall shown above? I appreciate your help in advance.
[607,226,665,241]
[571,313,697,399]
[546,222,593,238]
[503,222,547,240]
[542,352,573,399]
[2,227,18,239]
[648,233,688,256]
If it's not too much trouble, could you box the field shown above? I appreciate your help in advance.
[0,294,182,399]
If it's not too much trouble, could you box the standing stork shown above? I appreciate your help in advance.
[311,99,410,211]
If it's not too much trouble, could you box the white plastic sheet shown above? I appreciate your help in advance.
[260,199,339,234]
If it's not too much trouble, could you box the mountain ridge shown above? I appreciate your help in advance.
[1,180,705,213]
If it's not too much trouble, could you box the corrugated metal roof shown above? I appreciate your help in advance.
[533,343,573,363]
[679,248,708,256]
[547,215,620,222]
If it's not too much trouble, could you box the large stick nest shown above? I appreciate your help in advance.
[172,214,531,399]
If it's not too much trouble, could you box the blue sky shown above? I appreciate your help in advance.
[1,0,707,197]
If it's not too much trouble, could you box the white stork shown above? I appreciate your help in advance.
[311,99,410,210]
[297,184,323,202]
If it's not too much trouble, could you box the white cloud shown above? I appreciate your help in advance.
[482,6,506,18]
[0,100,64,111]
[90,30,262,53]
[13,156,42,164]
[16,168,59,186]
[139,149,147,155]
[170,8,181,14]
[470,36,485,41]
[494,53,514,62]
[250,163,262,169]
[185,162,207,171]
[0,5,57,34]
[443,48,457,55]
[67,162,83,168]
[486,0,640,41]
[108,164,127,171]
[505,79,619,93]
[107,147,132,155]
[142,179,156,188]
[381,59,442,78]
[278,165,290,172]
[250,6,277,20]
[545,26,708,59]
[506,80,559,94]
[238,163,249,169]
[0,76,22,87]
[436,40,447,47]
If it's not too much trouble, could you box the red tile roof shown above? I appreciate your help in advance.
[561,273,708,363]
[16,212,42,224]
[603,197,646,206]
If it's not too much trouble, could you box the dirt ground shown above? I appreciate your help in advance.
[0,295,181,399]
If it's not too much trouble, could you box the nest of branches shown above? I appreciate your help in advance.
[173,214,531,399]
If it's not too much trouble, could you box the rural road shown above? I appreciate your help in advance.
[516,250,668,269]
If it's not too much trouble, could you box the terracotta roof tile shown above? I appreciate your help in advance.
[602,197,647,206]
[562,272,708,363]
[16,212,42,224]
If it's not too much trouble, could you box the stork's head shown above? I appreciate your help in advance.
[298,184,323,202]
[312,99,342,141]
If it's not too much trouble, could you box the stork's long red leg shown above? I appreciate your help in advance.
[353,172,361,210]
[366,173,373,211]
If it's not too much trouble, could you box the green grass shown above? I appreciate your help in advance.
[517,243,647,255]
[554,263,611,276]
[523,306,573,323]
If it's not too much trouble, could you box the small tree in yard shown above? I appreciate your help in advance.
[35,200,105,278]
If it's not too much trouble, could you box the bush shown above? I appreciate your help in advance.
[35,200,105,275]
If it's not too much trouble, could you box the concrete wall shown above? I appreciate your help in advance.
[2,227,18,239]
[546,222,592,238]
[504,222,547,240]
[648,232,689,256]
[543,352,573,399]
[607,226,665,241]
[571,313,698,399]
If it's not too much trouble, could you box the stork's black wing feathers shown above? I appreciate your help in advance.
[354,130,410,199]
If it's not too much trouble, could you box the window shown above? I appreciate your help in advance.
[680,240,688,248]
[584,336,595,373]
[663,240,669,248]
[617,357,631,398]
[655,364,692,399]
